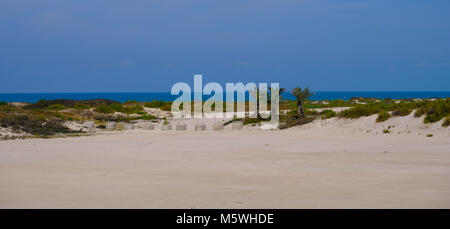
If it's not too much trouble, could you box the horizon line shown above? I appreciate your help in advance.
[1,90,450,94]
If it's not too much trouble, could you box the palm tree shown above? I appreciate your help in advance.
[291,86,313,118]
[249,86,266,119]
[250,86,286,118]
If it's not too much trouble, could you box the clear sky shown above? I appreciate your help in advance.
[1,0,450,93]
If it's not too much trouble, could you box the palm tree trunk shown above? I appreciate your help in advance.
[256,96,261,119]
[297,101,304,118]
[257,103,261,119]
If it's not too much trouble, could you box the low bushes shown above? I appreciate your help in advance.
[94,104,118,114]
[46,104,67,110]
[442,116,450,127]
[73,103,91,110]
[124,99,139,105]
[160,103,172,111]
[94,103,144,114]
[376,110,391,122]
[144,100,168,108]
[0,115,82,136]
[305,99,353,109]
[392,106,412,116]
[139,114,157,120]
[93,114,156,123]
[0,104,16,112]
[25,99,118,109]
[411,99,450,123]
[338,98,449,124]
[243,117,270,126]
[279,111,314,129]
[422,99,450,123]
[338,104,382,119]
[287,109,319,117]
[144,100,172,111]
[319,110,336,119]
[414,108,425,117]
[279,116,314,129]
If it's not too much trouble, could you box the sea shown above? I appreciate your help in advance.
[0,91,449,103]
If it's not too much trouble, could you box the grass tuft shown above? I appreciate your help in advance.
[442,116,450,127]
[319,109,336,119]
[376,110,391,122]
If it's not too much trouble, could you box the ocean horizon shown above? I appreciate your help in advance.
[1,91,449,103]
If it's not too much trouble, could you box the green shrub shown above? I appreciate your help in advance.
[443,116,450,127]
[109,103,125,112]
[139,114,157,120]
[392,106,412,116]
[144,100,167,108]
[223,117,243,126]
[336,98,449,124]
[94,103,144,114]
[279,116,314,129]
[25,99,118,109]
[243,118,268,125]
[426,134,433,137]
[319,110,336,119]
[414,108,425,117]
[126,105,144,114]
[94,104,116,114]
[279,111,314,129]
[424,113,443,123]
[0,115,82,136]
[160,103,172,111]
[46,104,66,110]
[54,113,65,119]
[0,104,16,112]
[135,111,147,115]
[0,101,7,106]
[124,99,138,104]
[423,99,450,123]
[376,110,391,122]
[305,109,319,116]
[338,104,382,119]
[305,99,352,109]
[93,116,134,123]
[73,103,91,110]
[383,129,390,134]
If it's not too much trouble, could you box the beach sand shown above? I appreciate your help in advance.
[1,123,449,209]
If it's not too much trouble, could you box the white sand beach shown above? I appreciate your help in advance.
[0,117,449,208]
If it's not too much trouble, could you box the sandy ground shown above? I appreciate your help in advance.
[0,124,449,209]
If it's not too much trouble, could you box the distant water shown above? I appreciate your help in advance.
[0,91,449,103]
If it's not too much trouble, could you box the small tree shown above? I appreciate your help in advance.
[250,86,286,118]
[249,87,266,119]
[291,86,313,118]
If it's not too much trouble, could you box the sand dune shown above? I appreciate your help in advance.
[300,113,449,137]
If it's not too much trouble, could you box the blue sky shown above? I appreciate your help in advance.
[1,0,450,92]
